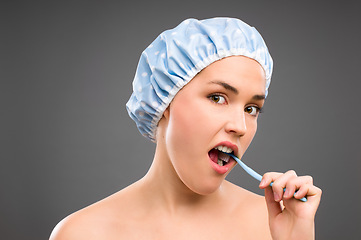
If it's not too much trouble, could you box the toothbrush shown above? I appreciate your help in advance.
[226,153,307,202]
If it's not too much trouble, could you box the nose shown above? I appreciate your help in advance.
[224,110,247,136]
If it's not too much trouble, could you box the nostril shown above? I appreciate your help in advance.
[225,120,247,136]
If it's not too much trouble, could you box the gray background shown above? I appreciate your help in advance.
[2,0,361,239]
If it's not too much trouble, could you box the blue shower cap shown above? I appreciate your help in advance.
[126,17,273,142]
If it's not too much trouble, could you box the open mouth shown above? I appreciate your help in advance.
[208,145,234,167]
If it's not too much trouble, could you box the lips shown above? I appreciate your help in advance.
[209,149,231,166]
[208,142,238,174]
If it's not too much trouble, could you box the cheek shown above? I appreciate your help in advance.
[168,95,212,137]
[241,119,258,153]
[166,102,202,153]
[247,118,258,136]
[164,98,217,166]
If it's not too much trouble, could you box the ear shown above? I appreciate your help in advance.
[155,107,170,143]
[163,107,170,120]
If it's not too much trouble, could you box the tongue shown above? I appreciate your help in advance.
[208,149,219,163]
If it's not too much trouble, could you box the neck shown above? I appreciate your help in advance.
[138,142,224,215]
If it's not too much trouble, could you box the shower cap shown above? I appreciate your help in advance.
[126,17,273,142]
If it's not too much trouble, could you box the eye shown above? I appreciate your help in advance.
[245,106,261,116]
[209,94,226,104]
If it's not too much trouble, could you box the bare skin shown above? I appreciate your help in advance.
[50,56,321,240]
[51,181,270,240]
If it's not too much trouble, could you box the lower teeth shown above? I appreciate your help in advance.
[217,159,223,166]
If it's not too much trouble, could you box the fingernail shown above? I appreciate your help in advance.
[284,188,290,198]
[274,192,280,201]
[260,179,265,187]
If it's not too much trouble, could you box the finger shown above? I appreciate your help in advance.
[270,170,298,202]
[284,175,313,199]
[283,184,322,219]
[264,186,283,219]
[259,172,282,189]
[294,183,321,201]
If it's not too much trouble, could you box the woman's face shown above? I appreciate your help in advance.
[161,56,266,195]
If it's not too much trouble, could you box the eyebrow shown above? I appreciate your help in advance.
[209,80,266,100]
[209,81,239,94]
[252,94,266,100]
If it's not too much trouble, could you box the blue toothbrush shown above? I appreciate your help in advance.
[226,153,307,202]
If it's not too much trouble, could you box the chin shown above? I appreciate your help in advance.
[187,178,225,196]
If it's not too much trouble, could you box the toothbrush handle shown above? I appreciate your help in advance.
[227,153,307,202]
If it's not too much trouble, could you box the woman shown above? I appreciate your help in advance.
[50,17,321,239]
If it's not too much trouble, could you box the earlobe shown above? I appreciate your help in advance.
[163,107,170,120]
[156,107,170,143]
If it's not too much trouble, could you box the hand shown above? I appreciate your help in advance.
[259,170,322,240]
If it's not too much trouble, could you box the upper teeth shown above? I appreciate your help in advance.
[215,145,233,153]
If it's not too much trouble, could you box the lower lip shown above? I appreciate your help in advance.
[208,157,235,175]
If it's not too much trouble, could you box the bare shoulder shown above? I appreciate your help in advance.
[225,180,268,209]
[49,183,141,240]
[49,211,95,240]
[224,181,272,239]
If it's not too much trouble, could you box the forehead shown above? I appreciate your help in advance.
[188,56,266,94]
